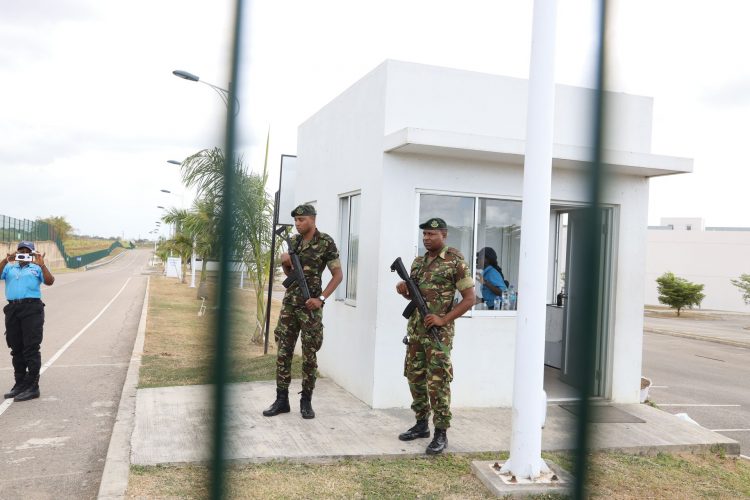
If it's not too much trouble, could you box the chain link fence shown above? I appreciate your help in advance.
[0,214,131,269]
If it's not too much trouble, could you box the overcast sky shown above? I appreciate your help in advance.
[1,0,747,239]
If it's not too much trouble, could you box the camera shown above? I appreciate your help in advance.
[15,253,34,262]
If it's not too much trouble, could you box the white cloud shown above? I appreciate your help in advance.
[2,0,748,238]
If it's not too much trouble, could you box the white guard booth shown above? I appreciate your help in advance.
[290,60,692,409]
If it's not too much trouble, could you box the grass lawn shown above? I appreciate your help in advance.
[139,275,294,388]
[62,236,121,256]
[127,274,750,498]
[128,450,750,499]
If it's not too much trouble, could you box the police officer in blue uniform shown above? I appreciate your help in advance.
[1,241,55,402]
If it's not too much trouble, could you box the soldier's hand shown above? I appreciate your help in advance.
[396,281,410,298]
[424,314,446,328]
[280,253,292,269]
[304,297,323,311]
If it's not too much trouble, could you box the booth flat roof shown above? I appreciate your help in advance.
[384,127,693,178]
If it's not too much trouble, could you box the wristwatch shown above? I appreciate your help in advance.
[318,295,326,306]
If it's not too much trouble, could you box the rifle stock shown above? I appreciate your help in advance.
[390,257,441,343]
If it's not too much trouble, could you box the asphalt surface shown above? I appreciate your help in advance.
[643,330,750,456]
[0,249,151,500]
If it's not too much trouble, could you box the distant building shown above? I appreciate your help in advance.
[646,217,750,312]
[290,60,691,408]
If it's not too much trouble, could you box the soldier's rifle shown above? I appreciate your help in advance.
[276,227,311,303]
[390,257,441,344]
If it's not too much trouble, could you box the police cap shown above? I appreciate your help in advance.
[17,240,36,252]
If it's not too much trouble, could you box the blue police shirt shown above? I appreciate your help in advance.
[481,265,507,306]
[1,262,44,300]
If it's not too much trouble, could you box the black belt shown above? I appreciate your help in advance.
[7,298,41,304]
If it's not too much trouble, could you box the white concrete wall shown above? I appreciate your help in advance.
[295,63,389,405]
[294,60,661,408]
[645,228,750,312]
[606,174,650,403]
[382,60,653,153]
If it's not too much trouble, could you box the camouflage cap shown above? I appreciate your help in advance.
[291,204,317,217]
[419,217,447,230]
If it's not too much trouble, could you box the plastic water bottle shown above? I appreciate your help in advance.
[493,297,502,310]
[501,290,509,310]
[509,286,517,310]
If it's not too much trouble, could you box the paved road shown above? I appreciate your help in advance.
[643,331,750,456]
[0,249,151,500]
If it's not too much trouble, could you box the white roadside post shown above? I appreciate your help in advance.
[500,0,558,480]
[190,237,196,288]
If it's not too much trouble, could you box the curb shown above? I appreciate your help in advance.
[97,277,149,499]
[644,327,750,349]
[85,250,128,271]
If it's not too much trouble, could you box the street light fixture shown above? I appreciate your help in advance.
[167,160,181,166]
[172,69,232,108]
[157,205,165,209]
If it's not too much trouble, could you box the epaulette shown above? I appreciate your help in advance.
[445,247,465,260]
[318,232,334,243]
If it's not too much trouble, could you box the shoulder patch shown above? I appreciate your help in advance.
[445,247,465,260]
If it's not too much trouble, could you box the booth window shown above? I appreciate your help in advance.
[418,193,522,314]
[337,193,361,303]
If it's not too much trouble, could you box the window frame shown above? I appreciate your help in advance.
[416,189,522,318]
[337,191,361,306]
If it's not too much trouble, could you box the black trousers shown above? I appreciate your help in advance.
[4,301,45,381]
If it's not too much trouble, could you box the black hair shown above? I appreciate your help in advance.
[479,247,509,287]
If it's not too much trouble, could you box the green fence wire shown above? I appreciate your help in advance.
[0,214,133,269]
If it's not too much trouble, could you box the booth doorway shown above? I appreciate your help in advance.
[544,207,615,400]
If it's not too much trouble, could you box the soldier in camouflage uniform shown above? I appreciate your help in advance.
[263,204,342,419]
[395,217,475,454]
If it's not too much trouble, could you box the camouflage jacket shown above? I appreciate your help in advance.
[407,246,474,334]
[283,230,340,305]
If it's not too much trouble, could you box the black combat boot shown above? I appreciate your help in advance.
[14,375,40,402]
[262,388,290,417]
[3,375,26,399]
[398,419,430,441]
[300,389,315,419]
[425,428,447,455]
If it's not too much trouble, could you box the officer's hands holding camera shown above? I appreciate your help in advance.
[6,251,46,266]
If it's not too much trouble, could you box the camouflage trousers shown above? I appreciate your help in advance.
[403,328,454,429]
[273,302,323,392]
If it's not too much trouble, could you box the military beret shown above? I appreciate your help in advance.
[419,217,447,230]
[291,204,317,217]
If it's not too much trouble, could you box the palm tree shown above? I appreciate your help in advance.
[178,140,275,343]
[235,132,275,342]
[185,198,220,296]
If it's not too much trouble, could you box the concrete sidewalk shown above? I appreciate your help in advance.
[98,302,745,497]
[644,308,750,348]
[130,378,739,466]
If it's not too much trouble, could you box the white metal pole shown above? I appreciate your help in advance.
[501,0,558,480]
[189,238,196,288]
